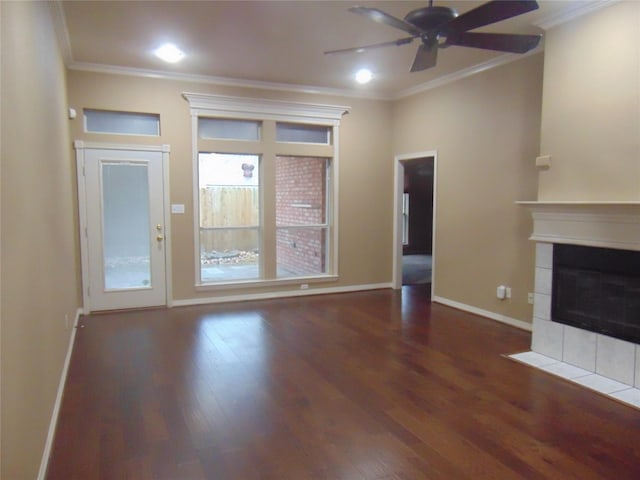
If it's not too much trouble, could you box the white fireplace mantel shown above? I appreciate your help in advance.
[517,201,640,396]
[517,201,640,252]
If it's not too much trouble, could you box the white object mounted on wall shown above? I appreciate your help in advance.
[171,204,185,214]
[536,155,551,168]
[497,285,507,300]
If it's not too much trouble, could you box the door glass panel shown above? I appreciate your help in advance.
[102,162,151,290]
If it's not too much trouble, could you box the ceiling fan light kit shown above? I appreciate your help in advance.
[326,0,543,72]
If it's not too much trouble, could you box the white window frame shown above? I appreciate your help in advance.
[402,193,410,246]
[275,156,331,278]
[183,93,349,288]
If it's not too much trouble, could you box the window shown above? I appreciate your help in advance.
[276,122,330,144]
[402,193,410,246]
[199,118,261,141]
[199,153,260,282]
[276,156,329,277]
[184,93,347,286]
[84,109,160,136]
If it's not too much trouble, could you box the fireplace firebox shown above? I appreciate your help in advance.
[552,244,640,344]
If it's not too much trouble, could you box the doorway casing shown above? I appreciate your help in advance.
[392,150,437,299]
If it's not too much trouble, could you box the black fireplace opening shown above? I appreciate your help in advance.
[552,244,640,344]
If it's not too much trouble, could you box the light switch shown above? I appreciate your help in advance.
[171,204,185,214]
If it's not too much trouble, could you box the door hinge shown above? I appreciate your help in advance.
[85,227,88,238]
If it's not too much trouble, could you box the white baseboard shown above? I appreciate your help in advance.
[433,296,532,332]
[37,308,82,480]
[172,282,393,307]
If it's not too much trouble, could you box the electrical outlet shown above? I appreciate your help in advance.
[528,292,534,304]
[300,284,309,290]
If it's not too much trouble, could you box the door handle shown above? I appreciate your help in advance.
[156,224,163,232]
[156,235,164,241]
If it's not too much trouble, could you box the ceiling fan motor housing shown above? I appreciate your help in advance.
[404,6,457,32]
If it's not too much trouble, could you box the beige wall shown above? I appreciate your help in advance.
[66,72,394,300]
[392,54,544,323]
[1,2,81,478]
[539,1,640,201]
[4,2,636,476]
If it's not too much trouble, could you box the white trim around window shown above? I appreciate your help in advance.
[183,93,349,123]
[183,93,349,288]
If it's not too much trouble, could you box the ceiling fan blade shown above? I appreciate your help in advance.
[447,0,539,33]
[410,41,438,72]
[349,6,423,36]
[324,37,415,55]
[445,32,541,53]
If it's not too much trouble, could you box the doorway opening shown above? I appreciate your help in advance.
[393,151,436,298]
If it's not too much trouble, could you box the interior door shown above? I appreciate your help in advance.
[80,146,167,311]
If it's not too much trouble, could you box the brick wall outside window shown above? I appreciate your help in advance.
[276,156,327,276]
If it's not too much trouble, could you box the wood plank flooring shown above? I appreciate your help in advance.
[47,287,640,479]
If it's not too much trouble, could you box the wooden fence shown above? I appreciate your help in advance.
[199,186,259,252]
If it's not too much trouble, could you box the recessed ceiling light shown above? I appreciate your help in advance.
[355,68,373,84]
[154,43,185,63]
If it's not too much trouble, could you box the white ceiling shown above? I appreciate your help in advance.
[59,0,596,99]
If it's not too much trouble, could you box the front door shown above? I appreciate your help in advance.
[77,144,168,312]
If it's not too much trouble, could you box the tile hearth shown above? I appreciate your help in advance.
[510,351,640,410]
[531,242,640,388]
[516,202,640,409]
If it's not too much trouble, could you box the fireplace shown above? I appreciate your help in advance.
[519,201,640,387]
[552,244,640,344]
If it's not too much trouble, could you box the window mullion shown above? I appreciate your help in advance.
[261,121,277,279]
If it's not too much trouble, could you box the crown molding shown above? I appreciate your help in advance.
[57,0,618,104]
[50,0,73,65]
[182,92,350,122]
[393,47,543,100]
[534,0,619,30]
[66,61,393,101]
[68,53,548,104]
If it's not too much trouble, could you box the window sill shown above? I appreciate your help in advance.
[195,274,339,292]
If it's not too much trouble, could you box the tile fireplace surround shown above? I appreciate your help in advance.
[517,201,640,403]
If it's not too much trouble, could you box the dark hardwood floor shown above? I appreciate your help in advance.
[47,287,640,479]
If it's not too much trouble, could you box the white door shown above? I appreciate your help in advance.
[78,145,168,312]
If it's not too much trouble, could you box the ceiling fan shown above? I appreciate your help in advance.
[325,0,542,72]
